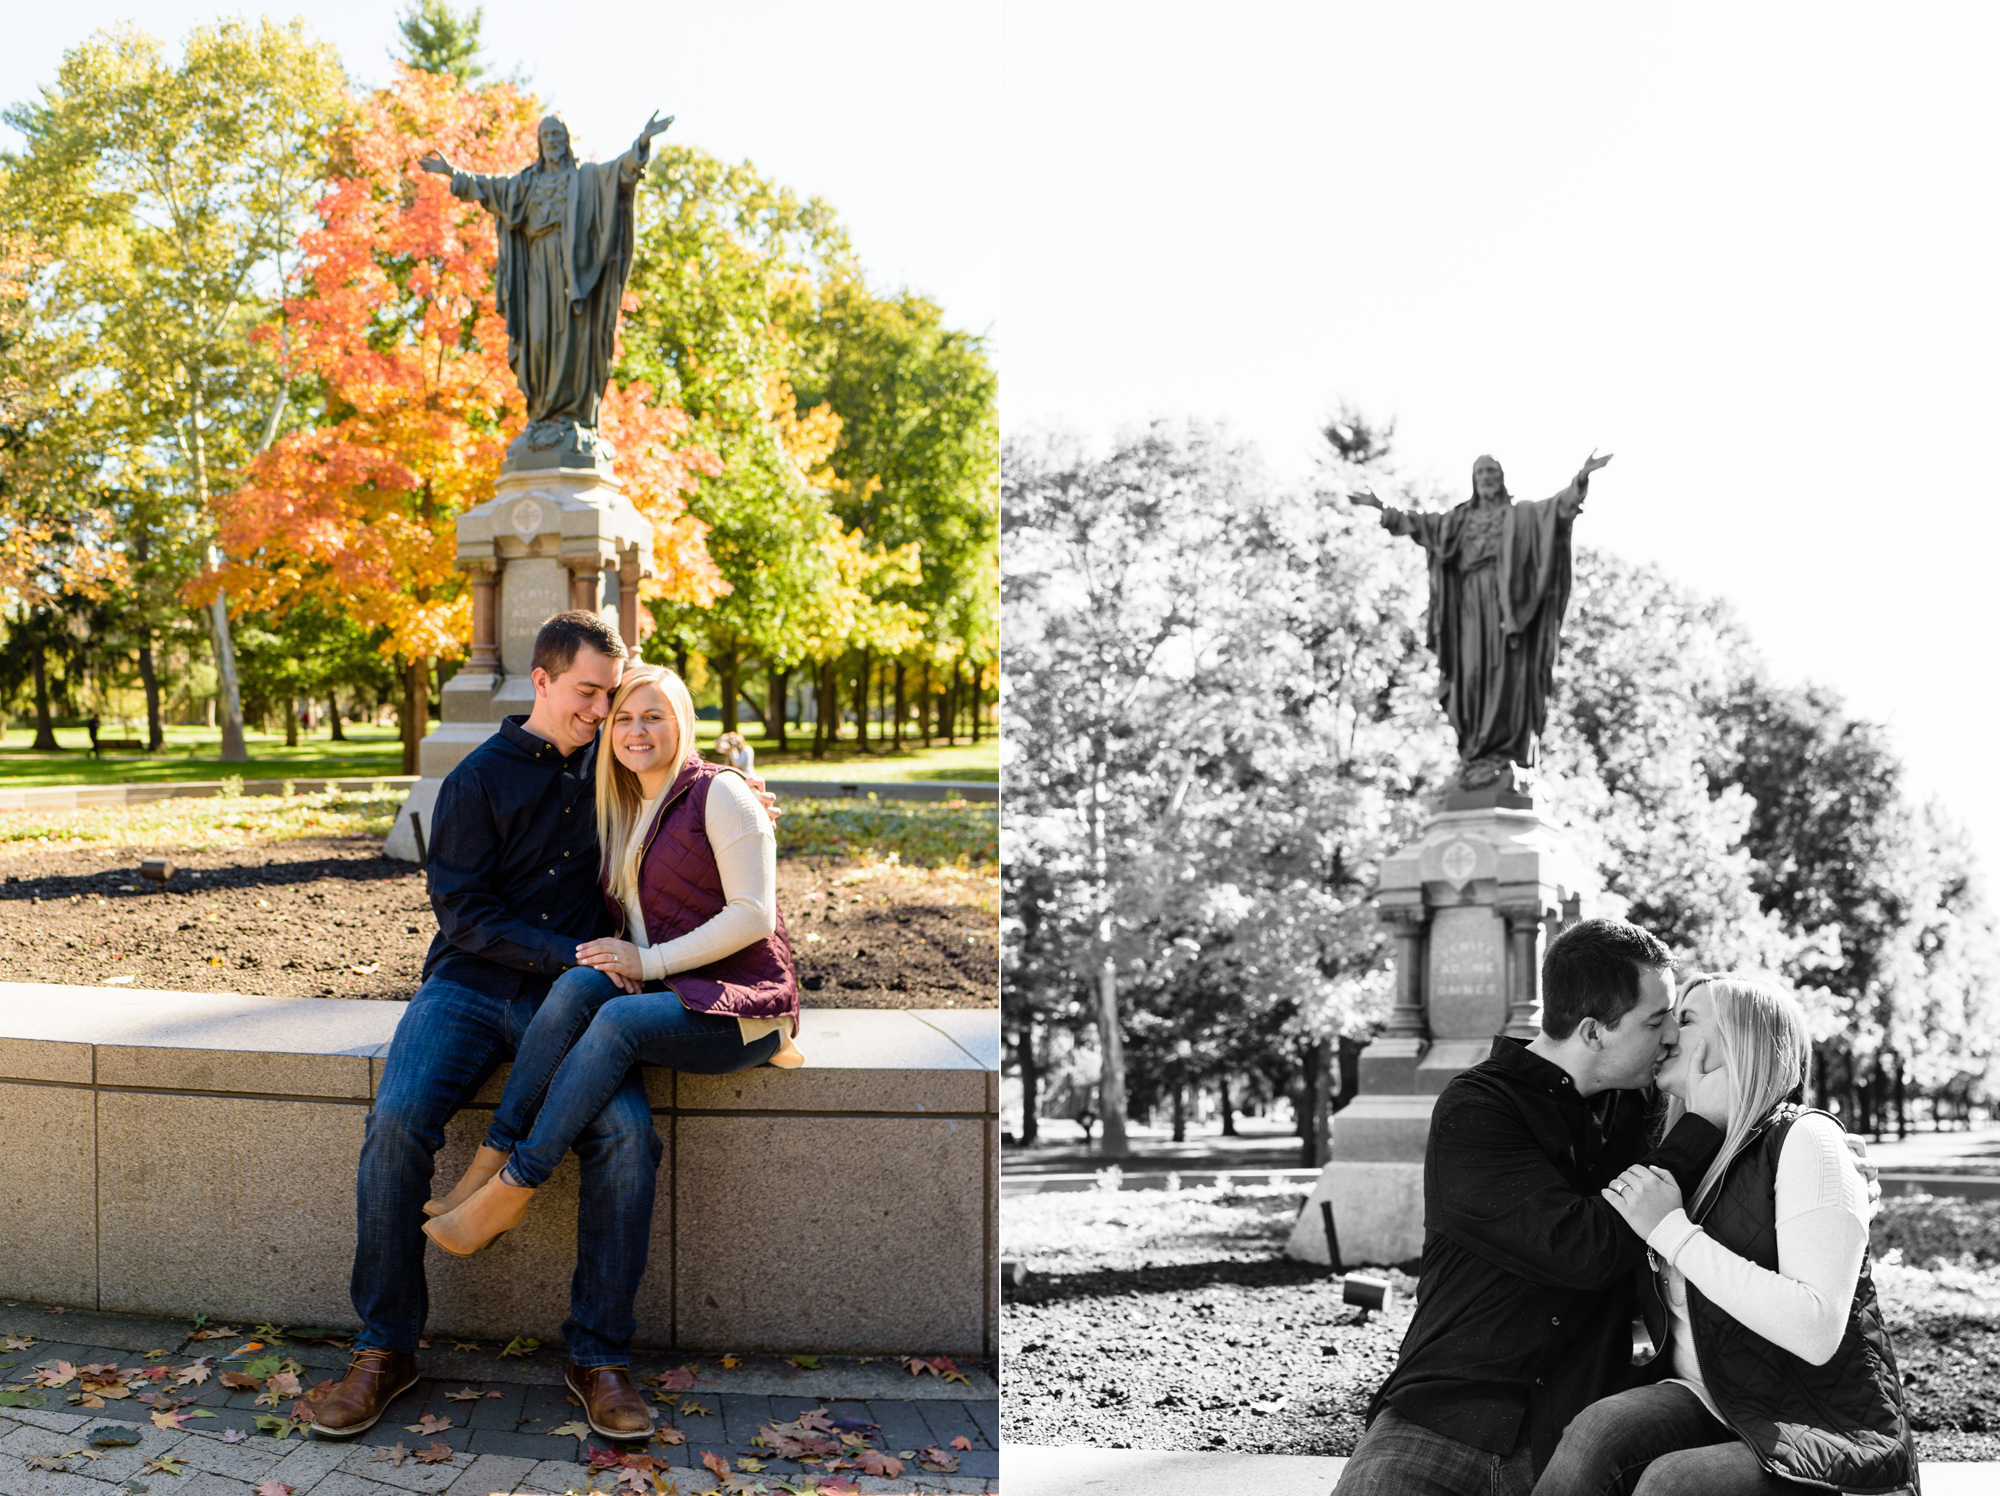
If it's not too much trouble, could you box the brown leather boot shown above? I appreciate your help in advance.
[421,1173,536,1256]
[565,1362,654,1439]
[424,1145,512,1218]
[308,1347,419,1436]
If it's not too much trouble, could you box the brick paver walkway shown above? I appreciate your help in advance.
[0,1306,997,1495]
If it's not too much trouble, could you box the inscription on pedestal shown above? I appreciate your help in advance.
[499,557,572,675]
[1426,904,1507,1039]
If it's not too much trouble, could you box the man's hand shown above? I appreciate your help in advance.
[1844,1132,1882,1213]
[418,150,454,177]
[1347,487,1385,511]
[1577,450,1614,481]
[639,111,675,143]
[1603,1163,1682,1239]
[576,937,643,993]
[745,772,781,824]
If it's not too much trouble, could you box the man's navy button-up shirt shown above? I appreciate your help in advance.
[420,715,608,998]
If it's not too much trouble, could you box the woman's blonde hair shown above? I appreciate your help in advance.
[594,663,699,911]
[1664,973,1813,1217]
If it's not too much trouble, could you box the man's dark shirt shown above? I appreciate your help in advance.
[1373,1036,1722,1472]
[421,715,609,997]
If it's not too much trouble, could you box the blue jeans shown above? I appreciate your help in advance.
[485,966,779,1189]
[1334,1407,1536,1496]
[353,975,662,1366]
[1532,1383,1777,1496]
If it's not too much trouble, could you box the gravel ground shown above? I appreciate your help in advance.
[1001,1187,2000,1461]
[0,838,996,1008]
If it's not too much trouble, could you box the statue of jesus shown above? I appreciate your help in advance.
[1351,451,1611,788]
[420,110,674,469]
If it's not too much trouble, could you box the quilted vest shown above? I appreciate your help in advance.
[603,760,800,1034]
[1684,1106,1916,1494]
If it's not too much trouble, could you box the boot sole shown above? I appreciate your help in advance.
[421,1218,512,1257]
[308,1370,421,1437]
[565,1368,656,1441]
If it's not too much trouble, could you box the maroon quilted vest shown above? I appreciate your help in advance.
[602,760,799,1033]
[1686,1106,1915,1494]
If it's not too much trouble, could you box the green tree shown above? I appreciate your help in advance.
[4,18,347,759]
[794,282,999,750]
[395,0,490,84]
[623,145,899,740]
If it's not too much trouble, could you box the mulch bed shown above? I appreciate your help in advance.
[1001,1189,2000,1461]
[0,839,996,1009]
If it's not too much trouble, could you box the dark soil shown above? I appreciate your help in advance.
[1004,1261,2000,1461]
[0,839,996,1008]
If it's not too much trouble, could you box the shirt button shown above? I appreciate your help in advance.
[564,850,570,857]
[1535,1377,1545,1386]
[1551,1316,1561,1326]
[541,913,548,920]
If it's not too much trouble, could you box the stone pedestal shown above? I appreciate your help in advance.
[385,461,655,862]
[1285,787,1592,1267]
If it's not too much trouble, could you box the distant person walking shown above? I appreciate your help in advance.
[87,714,101,757]
[716,730,755,775]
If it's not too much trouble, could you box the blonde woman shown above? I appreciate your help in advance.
[1533,976,1914,1496]
[422,665,801,1272]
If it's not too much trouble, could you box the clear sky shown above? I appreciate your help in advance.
[4,2,999,341]
[1005,2,2000,870]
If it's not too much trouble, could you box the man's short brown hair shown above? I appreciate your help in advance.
[532,610,627,679]
[1541,917,1674,1039]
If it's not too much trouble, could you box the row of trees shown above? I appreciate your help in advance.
[1001,418,2000,1156]
[0,6,996,770]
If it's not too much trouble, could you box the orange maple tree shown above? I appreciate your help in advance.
[199,65,721,767]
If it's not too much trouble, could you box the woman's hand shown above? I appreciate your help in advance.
[576,938,643,993]
[1688,1061,1733,1127]
[745,772,781,823]
[1602,1164,1683,1238]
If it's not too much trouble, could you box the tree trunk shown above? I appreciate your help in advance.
[893,662,906,750]
[1893,1053,1907,1141]
[328,695,346,741]
[919,660,932,745]
[137,627,165,751]
[716,650,740,736]
[1301,1040,1332,1167]
[400,656,429,775]
[812,660,834,760]
[768,668,789,754]
[1171,1084,1187,1143]
[284,695,299,747]
[206,579,248,762]
[1016,1019,1041,1146]
[1219,1075,1236,1137]
[30,639,60,751]
[971,661,983,744]
[1087,746,1129,1158]
[674,644,689,682]
[944,659,960,745]
[854,649,871,752]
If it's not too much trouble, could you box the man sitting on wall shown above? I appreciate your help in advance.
[311,610,775,1441]
[1332,918,1723,1496]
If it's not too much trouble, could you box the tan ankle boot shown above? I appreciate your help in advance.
[424,1145,512,1218]
[422,1173,536,1256]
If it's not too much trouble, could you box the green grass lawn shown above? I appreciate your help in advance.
[0,718,996,786]
[0,723,408,785]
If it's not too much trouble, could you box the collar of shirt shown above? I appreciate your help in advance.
[498,713,594,773]
[1485,1033,1591,1103]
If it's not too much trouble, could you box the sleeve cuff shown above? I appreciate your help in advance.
[1647,1209,1702,1267]
[1649,1113,1724,1194]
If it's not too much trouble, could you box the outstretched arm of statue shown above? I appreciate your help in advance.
[418,150,455,177]
[618,110,675,181]
[1350,486,1435,546]
[1558,450,1612,518]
